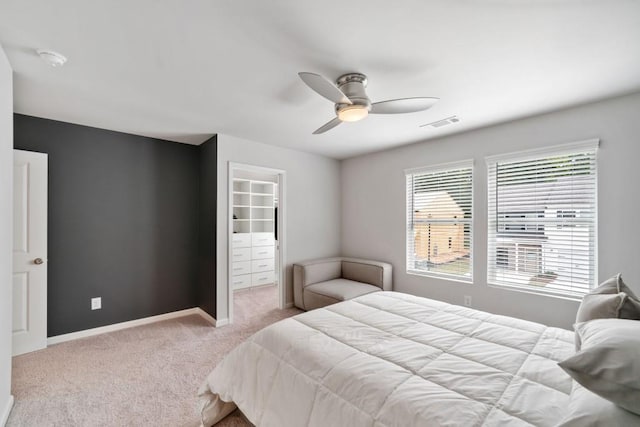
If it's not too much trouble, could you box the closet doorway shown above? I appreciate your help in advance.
[228,163,285,324]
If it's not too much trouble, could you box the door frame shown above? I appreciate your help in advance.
[227,162,286,324]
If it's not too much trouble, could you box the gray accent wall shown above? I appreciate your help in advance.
[198,136,217,316]
[14,114,202,336]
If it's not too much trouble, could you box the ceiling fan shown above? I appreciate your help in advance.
[298,72,439,134]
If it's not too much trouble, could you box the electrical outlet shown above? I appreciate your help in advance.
[91,297,102,310]
[463,295,472,307]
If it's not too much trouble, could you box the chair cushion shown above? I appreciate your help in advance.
[298,258,343,287]
[303,279,381,310]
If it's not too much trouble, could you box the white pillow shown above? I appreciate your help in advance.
[575,274,640,326]
[559,319,640,415]
[575,293,626,324]
[558,382,640,426]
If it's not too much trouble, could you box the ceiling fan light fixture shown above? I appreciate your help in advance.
[299,70,438,134]
[337,104,369,122]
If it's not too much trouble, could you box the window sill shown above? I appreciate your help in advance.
[487,281,583,302]
[407,269,473,285]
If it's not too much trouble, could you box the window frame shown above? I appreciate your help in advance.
[485,139,599,300]
[405,160,474,283]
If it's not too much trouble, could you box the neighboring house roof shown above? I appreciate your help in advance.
[414,191,464,219]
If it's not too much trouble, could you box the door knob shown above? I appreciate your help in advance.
[34,258,44,265]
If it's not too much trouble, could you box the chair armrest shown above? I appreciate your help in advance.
[293,257,343,309]
[341,258,393,291]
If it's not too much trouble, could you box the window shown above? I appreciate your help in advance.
[487,140,598,298]
[497,211,545,237]
[406,161,473,281]
[556,210,577,229]
[496,247,511,269]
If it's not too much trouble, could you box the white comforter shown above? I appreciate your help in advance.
[199,292,575,426]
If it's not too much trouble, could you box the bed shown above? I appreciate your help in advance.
[199,291,576,426]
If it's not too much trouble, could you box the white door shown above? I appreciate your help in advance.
[12,150,48,356]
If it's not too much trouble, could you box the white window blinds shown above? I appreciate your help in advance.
[406,161,473,281]
[487,140,598,298]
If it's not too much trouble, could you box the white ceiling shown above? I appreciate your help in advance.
[1,1,639,159]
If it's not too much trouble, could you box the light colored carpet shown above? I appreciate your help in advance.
[8,285,301,427]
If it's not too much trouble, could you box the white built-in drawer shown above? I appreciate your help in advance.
[251,259,273,273]
[252,232,274,247]
[251,246,274,260]
[232,247,251,262]
[232,233,251,248]
[232,261,251,276]
[231,274,251,289]
[252,271,274,286]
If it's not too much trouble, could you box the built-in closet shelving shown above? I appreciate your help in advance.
[231,179,276,290]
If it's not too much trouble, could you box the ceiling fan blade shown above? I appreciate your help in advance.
[299,72,352,105]
[312,117,342,135]
[370,97,439,114]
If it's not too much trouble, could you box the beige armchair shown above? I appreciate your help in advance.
[293,257,393,311]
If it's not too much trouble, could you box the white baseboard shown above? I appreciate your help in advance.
[47,307,219,346]
[1,395,14,427]
[196,308,216,326]
[215,318,229,327]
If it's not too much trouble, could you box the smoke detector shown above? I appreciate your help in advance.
[36,49,67,67]
[420,116,460,129]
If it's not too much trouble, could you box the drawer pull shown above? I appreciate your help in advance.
[234,280,242,284]
[234,254,241,257]
[233,267,243,271]
[258,251,268,255]
[258,264,268,268]
[259,277,267,280]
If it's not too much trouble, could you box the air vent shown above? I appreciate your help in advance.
[420,116,460,129]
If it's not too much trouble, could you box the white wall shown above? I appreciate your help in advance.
[0,44,14,425]
[216,134,341,321]
[342,91,640,329]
